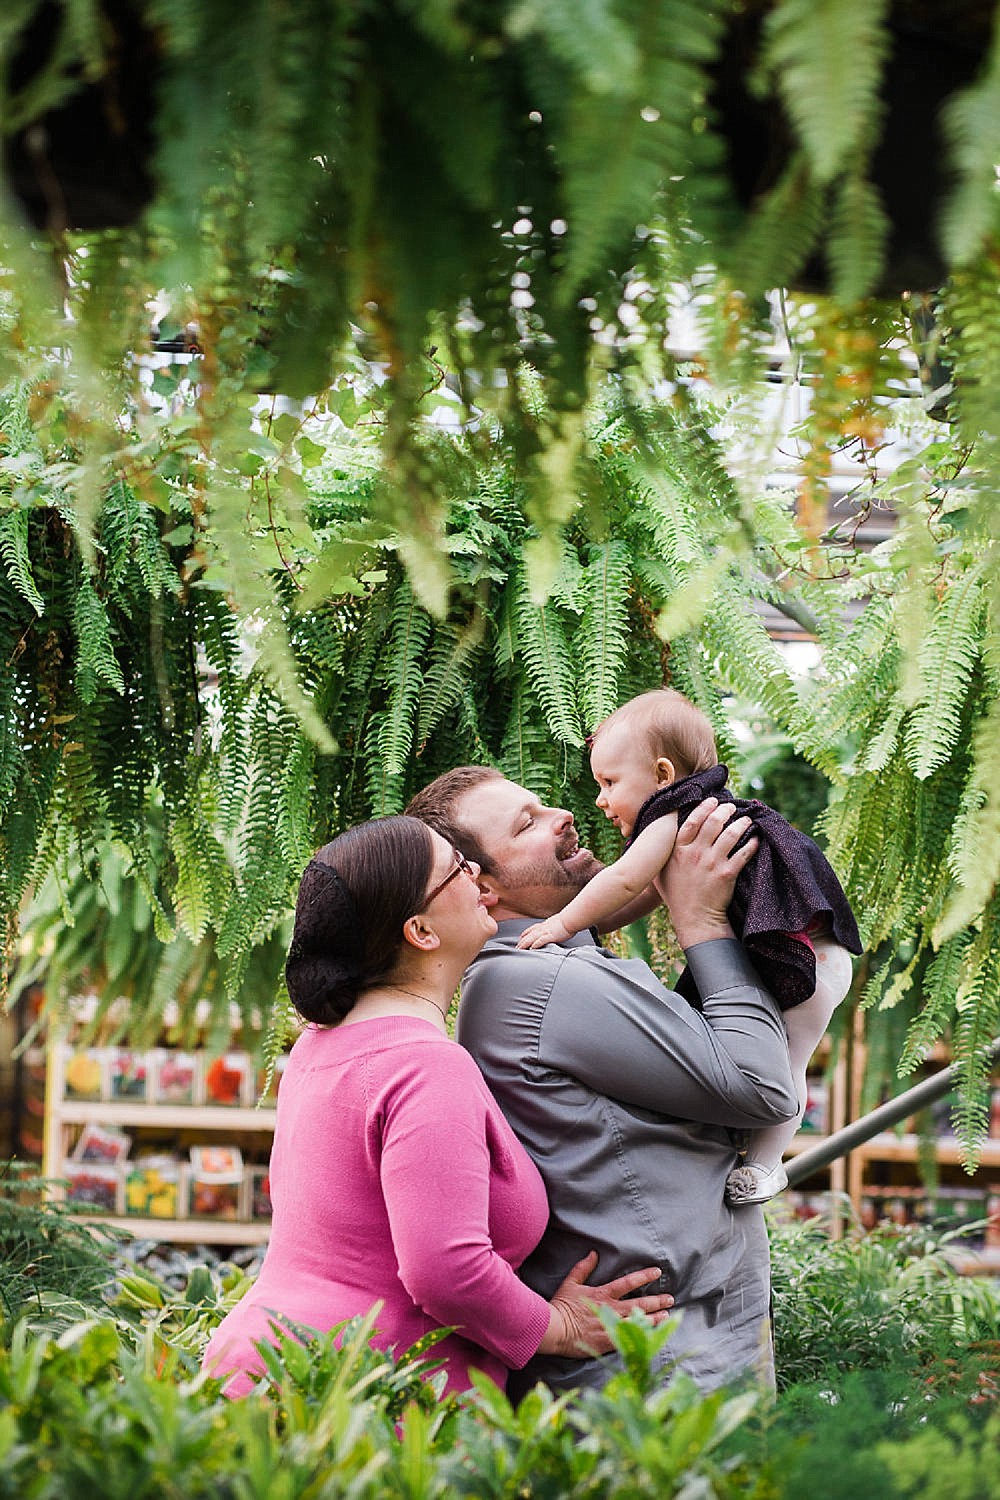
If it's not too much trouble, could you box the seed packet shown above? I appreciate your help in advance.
[108,1048,148,1101]
[125,1155,183,1219]
[203,1052,252,1108]
[188,1144,244,1219]
[149,1049,201,1106]
[63,1048,107,1102]
[247,1165,272,1220]
[73,1120,131,1165]
[64,1162,121,1214]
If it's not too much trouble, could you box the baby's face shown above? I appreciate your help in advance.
[590,723,661,837]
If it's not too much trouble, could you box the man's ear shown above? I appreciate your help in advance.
[402,915,442,952]
[654,756,676,786]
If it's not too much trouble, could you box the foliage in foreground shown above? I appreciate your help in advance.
[1,1289,998,1500]
[0,1163,122,1330]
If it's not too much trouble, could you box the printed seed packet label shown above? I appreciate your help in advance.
[125,1156,182,1219]
[64,1162,121,1214]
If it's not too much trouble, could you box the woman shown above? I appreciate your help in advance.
[202,815,673,1398]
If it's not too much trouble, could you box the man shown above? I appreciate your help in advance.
[406,766,798,1399]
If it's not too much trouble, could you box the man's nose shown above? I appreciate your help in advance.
[553,806,573,831]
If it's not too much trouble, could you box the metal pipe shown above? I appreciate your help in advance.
[785,1038,1000,1187]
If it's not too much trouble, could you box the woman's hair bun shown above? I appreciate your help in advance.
[285,947,362,1025]
[285,818,434,1025]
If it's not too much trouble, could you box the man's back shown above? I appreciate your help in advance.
[458,921,797,1398]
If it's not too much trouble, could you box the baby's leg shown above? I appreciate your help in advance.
[726,939,854,1205]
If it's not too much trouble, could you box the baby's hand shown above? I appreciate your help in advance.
[518,918,570,949]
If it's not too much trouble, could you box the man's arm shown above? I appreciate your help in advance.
[540,801,798,1128]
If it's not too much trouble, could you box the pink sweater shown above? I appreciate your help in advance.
[202,1017,552,1396]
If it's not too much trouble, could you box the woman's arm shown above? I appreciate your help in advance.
[380,1055,671,1366]
[519,817,678,948]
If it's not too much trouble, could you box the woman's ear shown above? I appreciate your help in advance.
[654,756,676,786]
[402,915,442,953]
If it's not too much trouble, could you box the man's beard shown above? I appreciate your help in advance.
[495,828,603,898]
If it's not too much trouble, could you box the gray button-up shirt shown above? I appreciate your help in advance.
[457,923,798,1397]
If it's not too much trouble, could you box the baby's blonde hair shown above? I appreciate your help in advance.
[591,689,717,780]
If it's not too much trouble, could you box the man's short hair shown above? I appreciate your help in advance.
[405,766,505,874]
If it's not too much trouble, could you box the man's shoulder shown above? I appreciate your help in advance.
[465,921,598,980]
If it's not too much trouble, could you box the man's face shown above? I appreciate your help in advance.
[454,777,603,920]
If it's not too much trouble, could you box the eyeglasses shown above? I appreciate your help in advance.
[423,846,475,906]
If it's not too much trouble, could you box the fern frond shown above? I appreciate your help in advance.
[903,565,984,779]
[416,622,484,751]
[514,568,583,748]
[376,579,433,776]
[727,154,825,297]
[764,0,891,184]
[576,540,631,730]
[827,170,888,302]
[940,12,1000,263]
[0,506,44,616]
[935,692,1000,941]
[899,932,974,1072]
[72,576,125,701]
[950,915,1000,1165]
[554,0,723,294]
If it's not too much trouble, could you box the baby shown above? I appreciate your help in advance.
[518,688,862,1205]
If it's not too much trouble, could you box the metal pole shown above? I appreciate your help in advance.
[785,1038,1000,1187]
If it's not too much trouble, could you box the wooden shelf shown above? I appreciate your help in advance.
[945,1247,1000,1277]
[56,1101,276,1131]
[857,1133,1000,1168]
[76,1214,271,1245]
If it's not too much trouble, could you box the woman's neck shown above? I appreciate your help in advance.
[344,966,458,1032]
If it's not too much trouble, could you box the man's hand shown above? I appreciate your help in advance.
[660,798,757,949]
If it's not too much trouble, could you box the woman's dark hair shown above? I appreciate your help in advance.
[285,815,435,1026]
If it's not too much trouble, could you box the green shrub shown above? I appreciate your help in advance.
[0,1163,124,1331]
[769,1211,1000,1390]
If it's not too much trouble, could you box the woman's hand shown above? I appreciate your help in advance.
[538,1250,674,1358]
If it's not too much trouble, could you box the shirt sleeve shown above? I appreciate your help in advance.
[539,938,798,1127]
[377,1049,552,1370]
